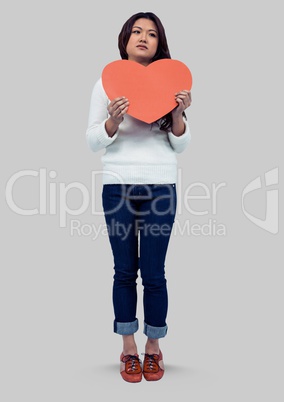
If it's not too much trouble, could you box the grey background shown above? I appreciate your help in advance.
[1,0,283,400]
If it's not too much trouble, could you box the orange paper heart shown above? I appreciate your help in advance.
[102,59,192,124]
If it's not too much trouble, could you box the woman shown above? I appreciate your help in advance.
[86,12,192,382]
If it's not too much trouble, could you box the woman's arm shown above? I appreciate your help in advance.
[171,113,186,137]
[171,90,192,136]
[168,119,191,153]
[105,97,129,137]
[167,90,192,153]
[86,79,122,152]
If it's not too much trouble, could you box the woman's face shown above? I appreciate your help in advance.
[126,18,159,66]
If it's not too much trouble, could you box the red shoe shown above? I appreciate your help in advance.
[120,353,142,383]
[142,350,164,381]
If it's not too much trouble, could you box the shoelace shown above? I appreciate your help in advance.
[142,353,159,371]
[122,355,141,372]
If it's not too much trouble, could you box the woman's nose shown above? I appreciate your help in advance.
[139,34,147,43]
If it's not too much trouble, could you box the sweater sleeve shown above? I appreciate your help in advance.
[86,78,119,152]
[167,119,191,154]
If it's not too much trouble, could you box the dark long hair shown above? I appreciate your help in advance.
[118,12,185,131]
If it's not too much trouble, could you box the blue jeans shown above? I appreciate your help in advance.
[102,184,177,339]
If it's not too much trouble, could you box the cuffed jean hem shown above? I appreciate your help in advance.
[143,322,168,339]
[114,319,139,335]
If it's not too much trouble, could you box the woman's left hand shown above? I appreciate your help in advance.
[172,90,192,117]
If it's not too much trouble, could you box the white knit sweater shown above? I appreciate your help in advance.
[86,78,191,184]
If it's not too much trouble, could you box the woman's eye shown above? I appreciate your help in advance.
[132,30,140,34]
[149,33,157,38]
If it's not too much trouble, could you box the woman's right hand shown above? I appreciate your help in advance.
[107,97,129,125]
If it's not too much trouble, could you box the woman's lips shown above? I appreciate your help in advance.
[136,45,148,49]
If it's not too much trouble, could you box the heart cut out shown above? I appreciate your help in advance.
[102,59,192,124]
